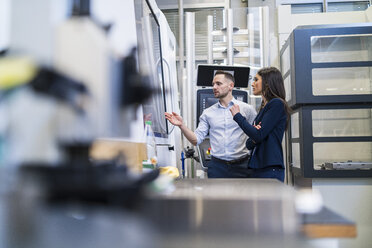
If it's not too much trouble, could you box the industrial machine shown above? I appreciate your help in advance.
[281,23,372,178]
[0,1,162,247]
[134,0,182,169]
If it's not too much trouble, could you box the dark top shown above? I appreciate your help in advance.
[233,98,286,169]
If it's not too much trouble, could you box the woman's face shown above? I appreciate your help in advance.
[252,74,262,96]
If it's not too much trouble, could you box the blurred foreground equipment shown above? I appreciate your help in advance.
[20,142,159,209]
[0,59,89,167]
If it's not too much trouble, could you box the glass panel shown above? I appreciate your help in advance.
[284,75,291,102]
[312,109,372,137]
[195,8,224,58]
[249,95,262,113]
[311,34,372,63]
[312,67,372,96]
[290,3,323,14]
[291,112,299,139]
[163,8,224,58]
[313,142,372,170]
[281,45,290,76]
[328,1,369,12]
[167,7,268,67]
[135,1,168,136]
[292,142,301,168]
[232,7,264,67]
[163,11,181,55]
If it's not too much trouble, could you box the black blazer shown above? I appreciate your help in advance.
[233,98,286,169]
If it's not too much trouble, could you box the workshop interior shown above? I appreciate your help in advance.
[0,0,371,247]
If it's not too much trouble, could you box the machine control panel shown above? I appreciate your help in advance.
[197,138,212,171]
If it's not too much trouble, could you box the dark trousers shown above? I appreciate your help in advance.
[207,157,250,178]
[250,166,284,182]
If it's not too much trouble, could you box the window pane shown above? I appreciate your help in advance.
[313,142,372,170]
[163,8,224,57]
[312,109,372,137]
[291,112,299,138]
[328,1,369,12]
[290,3,323,14]
[284,75,291,101]
[292,142,301,168]
[311,35,372,63]
[312,67,372,96]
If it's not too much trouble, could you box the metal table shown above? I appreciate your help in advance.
[0,172,355,248]
[142,178,298,235]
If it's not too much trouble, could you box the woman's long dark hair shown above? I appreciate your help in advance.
[257,67,292,129]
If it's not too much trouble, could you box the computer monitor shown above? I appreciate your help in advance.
[197,65,251,88]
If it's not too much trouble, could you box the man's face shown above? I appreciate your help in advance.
[212,74,233,99]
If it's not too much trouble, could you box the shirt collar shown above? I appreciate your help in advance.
[231,98,239,105]
[217,97,237,108]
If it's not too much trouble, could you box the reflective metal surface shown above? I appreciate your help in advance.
[139,178,318,248]
[142,179,298,235]
[0,171,318,248]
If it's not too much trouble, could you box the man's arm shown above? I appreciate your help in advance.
[165,112,197,146]
[179,124,197,146]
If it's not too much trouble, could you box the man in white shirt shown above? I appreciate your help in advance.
[165,71,256,178]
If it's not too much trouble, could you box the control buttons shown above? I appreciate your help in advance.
[205,147,211,160]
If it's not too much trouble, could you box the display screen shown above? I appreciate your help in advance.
[197,65,251,88]
[135,0,168,137]
[206,97,219,109]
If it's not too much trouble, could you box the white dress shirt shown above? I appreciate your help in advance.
[194,98,257,161]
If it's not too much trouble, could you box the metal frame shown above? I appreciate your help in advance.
[289,104,372,178]
[185,12,195,132]
[282,23,372,178]
[158,2,227,10]
[142,0,169,136]
[206,7,270,67]
[286,23,372,109]
[184,12,196,178]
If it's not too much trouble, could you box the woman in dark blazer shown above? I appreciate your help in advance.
[230,67,291,182]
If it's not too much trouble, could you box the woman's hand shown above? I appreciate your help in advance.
[229,104,240,116]
[165,112,183,127]
[253,122,261,130]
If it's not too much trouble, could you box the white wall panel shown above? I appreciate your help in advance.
[0,0,10,51]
